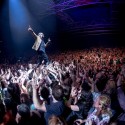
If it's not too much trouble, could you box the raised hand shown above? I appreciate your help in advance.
[31,78,39,90]
[28,25,33,31]
[45,38,51,47]
[70,86,78,98]
[74,119,85,125]
[48,38,51,42]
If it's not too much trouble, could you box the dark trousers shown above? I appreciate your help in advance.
[37,51,49,65]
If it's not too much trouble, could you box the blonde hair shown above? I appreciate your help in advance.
[99,95,112,116]
[48,115,67,125]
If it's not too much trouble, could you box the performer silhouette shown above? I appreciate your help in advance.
[28,25,51,65]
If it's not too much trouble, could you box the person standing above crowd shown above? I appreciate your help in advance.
[28,25,51,65]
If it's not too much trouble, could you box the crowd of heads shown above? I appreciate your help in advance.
[0,47,125,125]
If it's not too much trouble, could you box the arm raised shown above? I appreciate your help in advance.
[45,38,51,48]
[28,25,37,38]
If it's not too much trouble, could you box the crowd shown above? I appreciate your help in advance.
[0,47,125,125]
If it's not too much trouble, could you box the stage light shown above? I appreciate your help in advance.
[9,0,30,44]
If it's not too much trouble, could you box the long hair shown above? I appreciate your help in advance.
[99,95,112,116]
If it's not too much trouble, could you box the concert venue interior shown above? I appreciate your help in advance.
[0,0,125,125]
[0,0,125,61]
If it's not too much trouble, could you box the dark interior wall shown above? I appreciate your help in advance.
[54,1,125,50]
[56,33,125,51]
